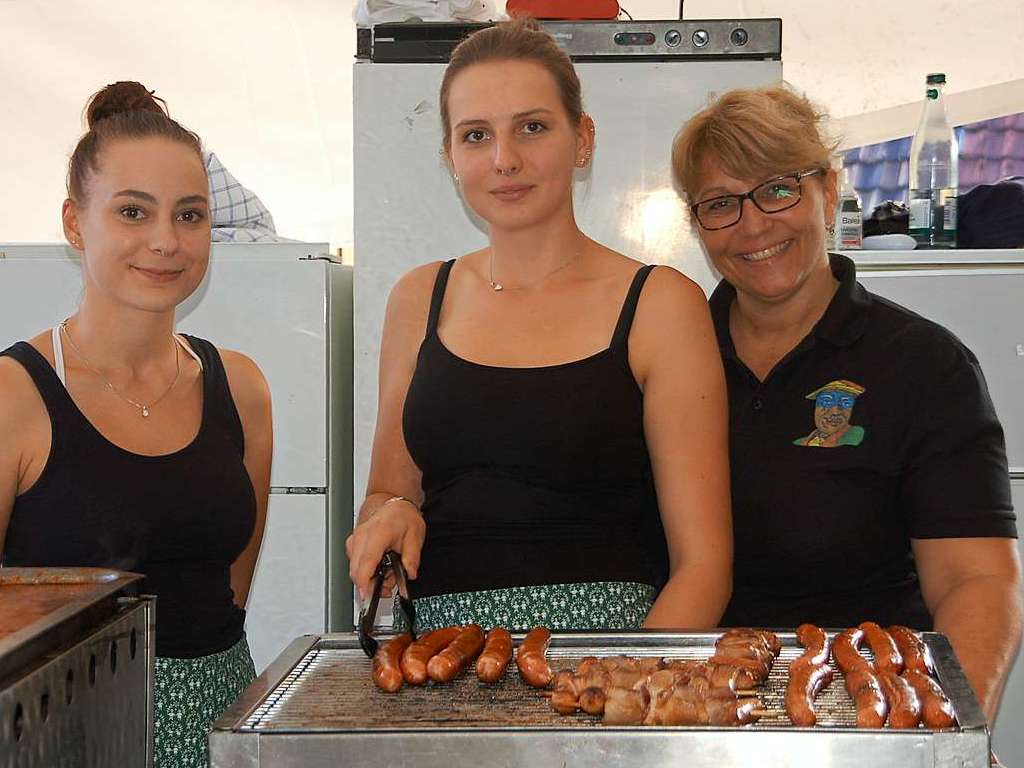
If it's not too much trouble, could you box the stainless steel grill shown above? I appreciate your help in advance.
[0,571,153,768]
[211,631,990,768]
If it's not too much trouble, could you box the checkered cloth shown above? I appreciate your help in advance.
[205,151,286,243]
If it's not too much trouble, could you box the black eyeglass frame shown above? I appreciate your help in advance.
[690,168,826,231]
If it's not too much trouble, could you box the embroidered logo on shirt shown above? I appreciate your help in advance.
[793,379,866,447]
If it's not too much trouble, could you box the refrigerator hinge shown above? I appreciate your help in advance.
[270,486,328,495]
[299,253,344,264]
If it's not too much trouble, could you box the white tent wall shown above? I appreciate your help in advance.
[1,0,1022,248]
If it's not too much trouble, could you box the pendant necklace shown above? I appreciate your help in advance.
[59,319,181,418]
[488,239,585,292]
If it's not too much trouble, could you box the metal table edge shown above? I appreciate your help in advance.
[212,634,323,731]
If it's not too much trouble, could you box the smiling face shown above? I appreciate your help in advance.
[445,59,592,233]
[63,136,210,314]
[813,390,855,437]
[693,160,838,306]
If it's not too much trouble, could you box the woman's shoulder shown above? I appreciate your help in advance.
[389,259,450,306]
[633,263,711,325]
[213,347,272,423]
[0,340,49,438]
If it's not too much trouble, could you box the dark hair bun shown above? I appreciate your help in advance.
[85,81,168,129]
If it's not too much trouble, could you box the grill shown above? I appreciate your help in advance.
[210,631,989,767]
[0,569,153,768]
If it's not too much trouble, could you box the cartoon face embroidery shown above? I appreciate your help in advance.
[793,379,866,448]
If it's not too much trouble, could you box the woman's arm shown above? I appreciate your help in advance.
[222,350,274,609]
[630,267,733,628]
[345,262,442,600]
[913,537,1023,724]
[0,357,50,559]
[0,360,27,557]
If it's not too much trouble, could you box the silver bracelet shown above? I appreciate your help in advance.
[379,495,419,514]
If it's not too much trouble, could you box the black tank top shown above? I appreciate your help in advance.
[403,260,669,598]
[1,336,256,658]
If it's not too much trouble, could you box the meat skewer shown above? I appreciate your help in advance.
[710,629,781,684]
[786,623,834,727]
[549,656,759,717]
[603,683,766,726]
[476,627,513,684]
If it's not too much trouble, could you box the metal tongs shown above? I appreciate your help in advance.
[357,549,416,657]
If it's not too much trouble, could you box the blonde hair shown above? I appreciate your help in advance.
[671,84,838,201]
[439,18,583,153]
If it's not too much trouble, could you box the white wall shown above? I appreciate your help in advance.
[2,1,1023,247]
[0,0,358,249]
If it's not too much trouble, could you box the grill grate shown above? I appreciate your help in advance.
[241,636,896,732]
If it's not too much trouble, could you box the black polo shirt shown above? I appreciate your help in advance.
[712,253,1016,630]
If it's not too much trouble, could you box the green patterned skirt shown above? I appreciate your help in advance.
[401,581,657,632]
[153,635,256,768]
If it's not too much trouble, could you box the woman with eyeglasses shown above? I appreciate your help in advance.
[672,85,1021,723]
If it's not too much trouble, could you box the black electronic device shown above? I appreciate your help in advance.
[356,19,781,62]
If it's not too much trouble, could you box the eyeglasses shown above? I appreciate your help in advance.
[814,392,856,410]
[357,550,417,657]
[691,169,825,231]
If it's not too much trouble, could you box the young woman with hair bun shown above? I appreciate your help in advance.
[0,81,273,767]
[346,19,732,633]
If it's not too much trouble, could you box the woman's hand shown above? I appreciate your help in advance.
[346,495,426,601]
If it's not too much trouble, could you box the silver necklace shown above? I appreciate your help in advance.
[488,241,584,292]
[59,319,181,418]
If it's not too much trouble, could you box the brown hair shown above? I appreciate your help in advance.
[671,84,839,201]
[67,81,204,204]
[439,18,583,152]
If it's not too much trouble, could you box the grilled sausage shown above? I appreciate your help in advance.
[795,623,831,666]
[475,627,514,684]
[516,626,554,688]
[786,623,833,727]
[834,630,888,728]
[832,627,868,673]
[858,621,903,674]
[427,624,486,683]
[903,669,956,728]
[786,662,833,727]
[372,633,414,693]
[845,667,889,728]
[878,669,922,728]
[888,625,930,675]
[400,626,462,685]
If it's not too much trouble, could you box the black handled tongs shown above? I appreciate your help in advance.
[357,549,417,657]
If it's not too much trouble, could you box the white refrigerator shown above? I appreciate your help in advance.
[0,241,353,673]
